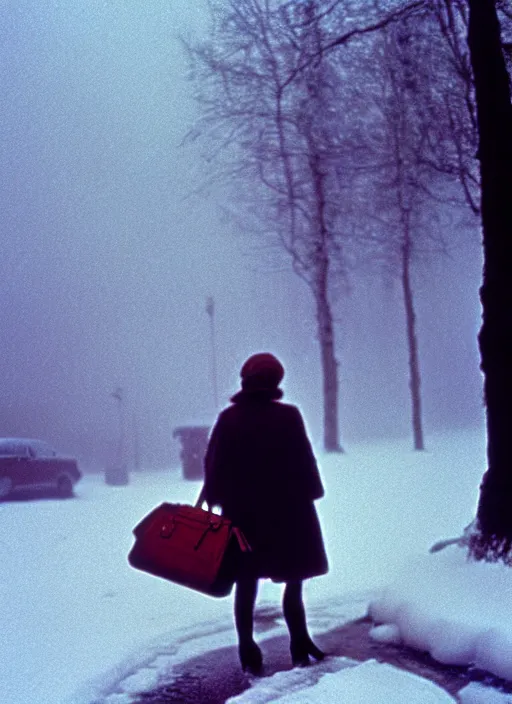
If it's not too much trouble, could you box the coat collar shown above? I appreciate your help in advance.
[230,388,283,403]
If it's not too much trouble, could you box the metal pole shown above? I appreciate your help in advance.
[132,409,141,471]
[206,296,219,411]
[111,386,124,467]
[106,386,129,485]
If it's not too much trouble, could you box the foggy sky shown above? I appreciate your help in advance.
[0,0,485,469]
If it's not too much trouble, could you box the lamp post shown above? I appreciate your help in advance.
[111,386,124,465]
[106,386,129,485]
[206,296,219,412]
[132,409,141,471]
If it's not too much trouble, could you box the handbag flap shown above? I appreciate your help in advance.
[132,503,231,537]
[132,502,179,538]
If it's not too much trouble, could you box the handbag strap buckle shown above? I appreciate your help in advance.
[160,517,176,539]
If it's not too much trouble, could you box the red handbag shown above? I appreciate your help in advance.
[127,498,251,597]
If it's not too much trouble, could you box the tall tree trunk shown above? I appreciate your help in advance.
[315,279,343,453]
[401,237,425,451]
[309,141,343,454]
[467,0,512,561]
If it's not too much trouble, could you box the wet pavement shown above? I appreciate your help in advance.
[130,616,482,703]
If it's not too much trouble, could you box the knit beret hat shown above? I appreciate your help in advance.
[240,352,285,391]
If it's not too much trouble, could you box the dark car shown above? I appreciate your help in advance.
[0,438,81,499]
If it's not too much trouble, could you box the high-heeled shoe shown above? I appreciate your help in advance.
[239,640,263,675]
[290,637,326,667]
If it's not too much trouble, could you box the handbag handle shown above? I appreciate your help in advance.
[195,486,251,552]
[195,485,208,509]
[195,485,219,515]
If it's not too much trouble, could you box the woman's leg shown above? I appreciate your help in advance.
[234,578,258,644]
[283,580,325,666]
[283,580,308,641]
[235,578,262,673]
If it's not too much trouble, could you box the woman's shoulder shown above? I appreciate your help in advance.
[215,404,237,424]
[273,401,302,417]
[266,401,306,427]
[219,398,302,422]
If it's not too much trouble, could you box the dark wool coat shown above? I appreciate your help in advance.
[203,391,328,582]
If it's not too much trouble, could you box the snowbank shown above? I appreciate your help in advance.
[369,547,512,680]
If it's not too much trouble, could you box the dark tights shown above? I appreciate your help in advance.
[234,578,259,645]
[234,578,308,645]
[282,580,308,642]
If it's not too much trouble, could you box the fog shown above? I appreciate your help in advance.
[0,0,484,470]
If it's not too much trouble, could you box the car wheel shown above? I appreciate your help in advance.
[56,475,74,498]
[0,477,13,499]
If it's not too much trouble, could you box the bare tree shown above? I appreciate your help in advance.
[281,1,347,452]
[364,20,438,451]
[336,7,478,450]
[185,0,360,451]
[184,0,434,451]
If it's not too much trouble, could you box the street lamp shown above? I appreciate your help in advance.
[111,386,124,465]
[105,386,129,485]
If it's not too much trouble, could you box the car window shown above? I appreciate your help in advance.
[30,442,57,458]
[0,442,30,457]
[0,439,59,458]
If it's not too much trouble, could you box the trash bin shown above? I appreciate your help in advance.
[173,426,210,480]
[104,463,129,486]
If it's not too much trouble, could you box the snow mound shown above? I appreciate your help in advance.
[369,549,512,678]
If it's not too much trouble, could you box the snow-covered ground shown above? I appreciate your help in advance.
[3,426,510,703]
